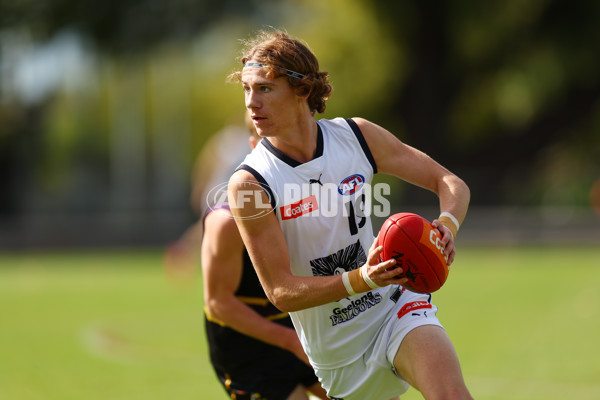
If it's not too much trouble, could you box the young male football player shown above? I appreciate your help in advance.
[228,30,472,400]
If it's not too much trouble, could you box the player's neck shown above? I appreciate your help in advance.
[270,117,319,164]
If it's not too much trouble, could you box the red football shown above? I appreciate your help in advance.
[378,213,449,294]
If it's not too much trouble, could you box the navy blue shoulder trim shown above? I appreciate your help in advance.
[235,164,277,212]
[314,122,324,158]
[346,118,377,174]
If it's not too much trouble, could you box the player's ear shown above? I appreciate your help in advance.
[294,85,310,99]
[296,92,310,108]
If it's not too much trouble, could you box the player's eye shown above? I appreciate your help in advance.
[261,86,271,93]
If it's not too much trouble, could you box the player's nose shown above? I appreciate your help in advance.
[245,89,261,110]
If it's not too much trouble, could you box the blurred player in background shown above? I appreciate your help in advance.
[201,121,328,400]
[227,30,472,400]
[167,114,328,399]
[164,115,253,282]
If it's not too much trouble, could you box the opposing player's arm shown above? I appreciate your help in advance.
[228,169,399,312]
[201,208,305,361]
[353,118,470,263]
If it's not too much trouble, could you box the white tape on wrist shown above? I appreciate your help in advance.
[360,265,380,290]
[439,212,460,231]
[342,271,357,296]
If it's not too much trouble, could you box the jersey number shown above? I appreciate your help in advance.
[345,194,366,235]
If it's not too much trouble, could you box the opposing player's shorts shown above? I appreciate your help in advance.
[315,289,443,400]
[213,355,319,400]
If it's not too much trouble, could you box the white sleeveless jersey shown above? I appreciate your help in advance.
[238,117,400,369]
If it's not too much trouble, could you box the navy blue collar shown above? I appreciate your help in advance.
[261,122,323,167]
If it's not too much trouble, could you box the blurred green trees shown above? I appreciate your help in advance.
[1,0,599,222]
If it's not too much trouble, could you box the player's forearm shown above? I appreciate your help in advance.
[264,274,349,312]
[437,174,470,225]
[207,294,299,350]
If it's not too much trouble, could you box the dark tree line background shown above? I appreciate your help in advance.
[1,0,599,247]
[371,1,600,206]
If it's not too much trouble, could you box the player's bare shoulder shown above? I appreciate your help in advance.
[227,169,276,223]
[204,207,239,240]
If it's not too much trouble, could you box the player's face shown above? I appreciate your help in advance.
[241,64,302,137]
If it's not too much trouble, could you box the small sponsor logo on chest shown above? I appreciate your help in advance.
[280,195,319,220]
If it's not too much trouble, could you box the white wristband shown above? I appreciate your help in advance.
[360,265,380,290]
[342,271,357,296]
[439,212,460,231]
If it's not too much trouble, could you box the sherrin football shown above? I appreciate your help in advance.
[378,213,449,294]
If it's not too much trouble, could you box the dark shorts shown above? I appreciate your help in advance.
[213,354,319,400]
[207,314,320,399]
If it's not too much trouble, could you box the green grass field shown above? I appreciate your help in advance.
[1,245,599,400]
